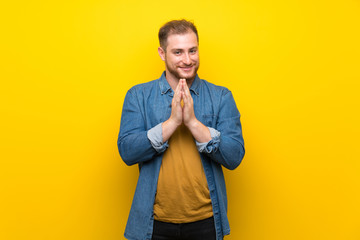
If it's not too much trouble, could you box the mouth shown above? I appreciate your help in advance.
[179,66,193,71]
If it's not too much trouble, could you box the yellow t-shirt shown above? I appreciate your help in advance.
[153,124,213,223]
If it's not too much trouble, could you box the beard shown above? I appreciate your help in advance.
[165,61,200,81]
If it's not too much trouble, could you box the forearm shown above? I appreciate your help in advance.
[197,90,245,170]
[118,89,164,166]
[186,119,211,143]
[117,131,157,166]
[162,118,180,142]
[206,134,245,170]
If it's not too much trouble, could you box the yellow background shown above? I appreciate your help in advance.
[1,0,359,239]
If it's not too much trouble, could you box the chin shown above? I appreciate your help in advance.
[179,71,196,80]
[180,75,195,81]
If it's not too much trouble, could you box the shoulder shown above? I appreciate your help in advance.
[199,78,231,96]
[128,79,158,92]
[126,79,160,96]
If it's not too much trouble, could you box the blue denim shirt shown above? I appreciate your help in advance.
[117,72,245,240]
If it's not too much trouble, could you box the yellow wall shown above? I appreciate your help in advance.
[1,0,359,239]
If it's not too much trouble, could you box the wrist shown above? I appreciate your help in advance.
[185,118,199,130]
[185,119,212,143]
[168,117,182,128]
[162,118,181,143]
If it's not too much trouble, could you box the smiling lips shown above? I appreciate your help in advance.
[179,66,193,71]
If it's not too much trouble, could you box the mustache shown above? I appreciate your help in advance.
[179,64,194,67]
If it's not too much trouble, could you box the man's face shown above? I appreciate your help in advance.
[159,31,199,81]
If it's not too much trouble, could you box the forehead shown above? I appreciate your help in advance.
[166,32,198,50]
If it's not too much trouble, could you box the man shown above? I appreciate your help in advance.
[117,19,245,240]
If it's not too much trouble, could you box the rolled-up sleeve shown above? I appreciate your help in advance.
[196,127,221,153]
[202,90,245,170]
[117,89,160,166]
[147,123,169,153]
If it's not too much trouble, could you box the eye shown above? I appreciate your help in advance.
[190,49,197,54]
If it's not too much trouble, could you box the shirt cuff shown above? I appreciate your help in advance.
[147,123,169,153]
[196,127,221,153]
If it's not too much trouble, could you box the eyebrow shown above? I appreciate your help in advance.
[171,47,198,52]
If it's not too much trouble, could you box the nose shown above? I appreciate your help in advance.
[182,53,191,65]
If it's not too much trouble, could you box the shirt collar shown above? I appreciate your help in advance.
[159,71,200,96]
[159,72,172,95]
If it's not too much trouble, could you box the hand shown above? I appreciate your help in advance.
[169,79,183,127]
[162,78,211,143]
[179,78,211,142]
[180,79,197,127]
[162,80,184,142]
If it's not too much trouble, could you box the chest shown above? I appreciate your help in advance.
[142,91,220,129]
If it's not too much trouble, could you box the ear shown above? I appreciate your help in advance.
[158,47,166,61]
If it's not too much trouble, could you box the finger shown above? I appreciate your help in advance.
[182,92,188,108]
[174,81,181,95]
[184,82,191,96]
[180,79,190,96]
[182,82,191,101]
[174,82,182,102]
[179,80,187,94]
[182,89,193,110]
[179,79,186,90]
[180,78,187,87]
[178,79,185,97]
